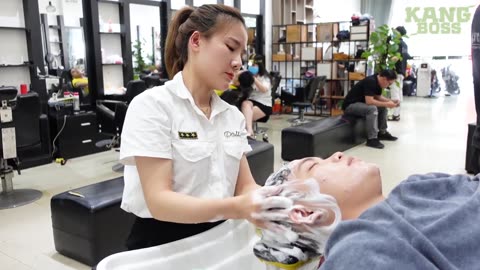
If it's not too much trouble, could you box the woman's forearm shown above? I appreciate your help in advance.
[146,190,245,223]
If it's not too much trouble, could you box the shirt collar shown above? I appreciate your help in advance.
[167,71,230,117]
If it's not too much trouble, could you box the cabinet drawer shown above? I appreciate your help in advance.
[57,113,98,140]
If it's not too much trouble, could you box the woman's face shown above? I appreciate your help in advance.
[289,152,382,218]
[194,21,247,90]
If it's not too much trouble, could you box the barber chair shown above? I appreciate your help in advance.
[0,87,44,209]
[140,73,167,89]
[96,80,147,172]
[288,76,327,126]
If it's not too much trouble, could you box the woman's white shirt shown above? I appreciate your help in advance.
[248,75,271,107]
[120,72,251,218]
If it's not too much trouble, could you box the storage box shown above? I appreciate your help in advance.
[301,47,323,61]
[317,63,332,79]
[286,25,307,42]
[349,72,366,81]
[316,23,333,42]
[272,54,293,61]
[247,28,255,44]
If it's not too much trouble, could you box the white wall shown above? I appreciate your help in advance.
[314,0,361,22]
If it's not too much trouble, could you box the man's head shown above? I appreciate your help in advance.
[377,69,397,89]
[395,26,407,36]
[255,169,341,267]
[70,68,83,79]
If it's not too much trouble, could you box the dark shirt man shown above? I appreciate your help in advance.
[342,70,399,149]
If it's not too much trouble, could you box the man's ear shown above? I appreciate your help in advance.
[189,31,201,52]
[288,205,325,225]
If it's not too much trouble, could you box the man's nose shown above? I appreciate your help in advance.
[332,152,344,162]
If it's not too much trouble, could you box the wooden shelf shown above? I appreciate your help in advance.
[0,63,31,67]
[99,31,124,35]
[331,96,345,100]
[98,0,122,4]
[102,63,123,66]
[0,26,26,31]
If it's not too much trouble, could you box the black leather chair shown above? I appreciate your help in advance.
[0,88,47,209]
[96,80,147,172]
[140,73,168,89]
[289,76,327,126]
[14,92,52,169]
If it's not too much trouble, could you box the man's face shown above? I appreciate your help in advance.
[288,152,382,219]
[378,76,395,89]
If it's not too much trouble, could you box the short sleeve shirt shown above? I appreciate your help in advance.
[249,75,272,107]
[119,72,252,218]
[342,74,382,110]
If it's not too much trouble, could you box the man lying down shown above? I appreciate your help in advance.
[254,152,480,270]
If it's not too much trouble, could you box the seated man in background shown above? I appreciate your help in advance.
[342,69,399,149]
[70,68,89,96]
[255,153,480,269]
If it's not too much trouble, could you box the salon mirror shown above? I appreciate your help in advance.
[38,0,87,80]
[129,3,161,79]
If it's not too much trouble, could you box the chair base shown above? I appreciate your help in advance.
[112,163,124,173]
[0,189,42,209]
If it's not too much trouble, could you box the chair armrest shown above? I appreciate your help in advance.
[96,102,115,121]
[96,99,128,105]
[39,114,52,155]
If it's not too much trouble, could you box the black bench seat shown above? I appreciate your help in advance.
[281,115,367,161]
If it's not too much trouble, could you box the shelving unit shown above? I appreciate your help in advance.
[96,0,132,95]
[0,25,31,91]
[40,14,68,76]
[271,21,370,116]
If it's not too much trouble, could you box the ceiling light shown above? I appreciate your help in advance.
[46,1,56,13]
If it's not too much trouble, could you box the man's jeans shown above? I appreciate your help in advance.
[344,103,388,139]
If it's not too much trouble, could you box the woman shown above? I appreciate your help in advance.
[119,5,285,250]
[241,55,272,138]
[257,153,480,269]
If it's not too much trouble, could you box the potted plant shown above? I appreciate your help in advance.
[361,24,403,74]
[132,39,146,79]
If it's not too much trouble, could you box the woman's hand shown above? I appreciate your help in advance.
[235,186,293,230]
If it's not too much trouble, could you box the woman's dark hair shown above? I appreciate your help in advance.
[165,4,245,79]
[379,69,397,80]
[252,54,270,79]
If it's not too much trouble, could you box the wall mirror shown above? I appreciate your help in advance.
[129,3,161,78]
[38,0,87,80]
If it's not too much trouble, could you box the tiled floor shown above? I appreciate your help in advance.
[0,87,476,269]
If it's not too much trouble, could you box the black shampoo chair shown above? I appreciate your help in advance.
[96,80,147,172]
[0,87,49,209]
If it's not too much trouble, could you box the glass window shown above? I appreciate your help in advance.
[193,0,217,6]
[224,0,234,7]
[240,0,260,14]
[171,0,187,10]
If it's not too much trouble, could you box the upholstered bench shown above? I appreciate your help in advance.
[281,115,366,161]
[247,139,274,185]
[51,140,274,266]
[51,177,135,266]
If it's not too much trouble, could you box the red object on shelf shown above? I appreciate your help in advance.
[20,84,28,95]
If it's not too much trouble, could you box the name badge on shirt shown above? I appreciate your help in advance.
[178,131,198,139]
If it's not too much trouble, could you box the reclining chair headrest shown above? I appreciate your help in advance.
[0,86,18,103]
